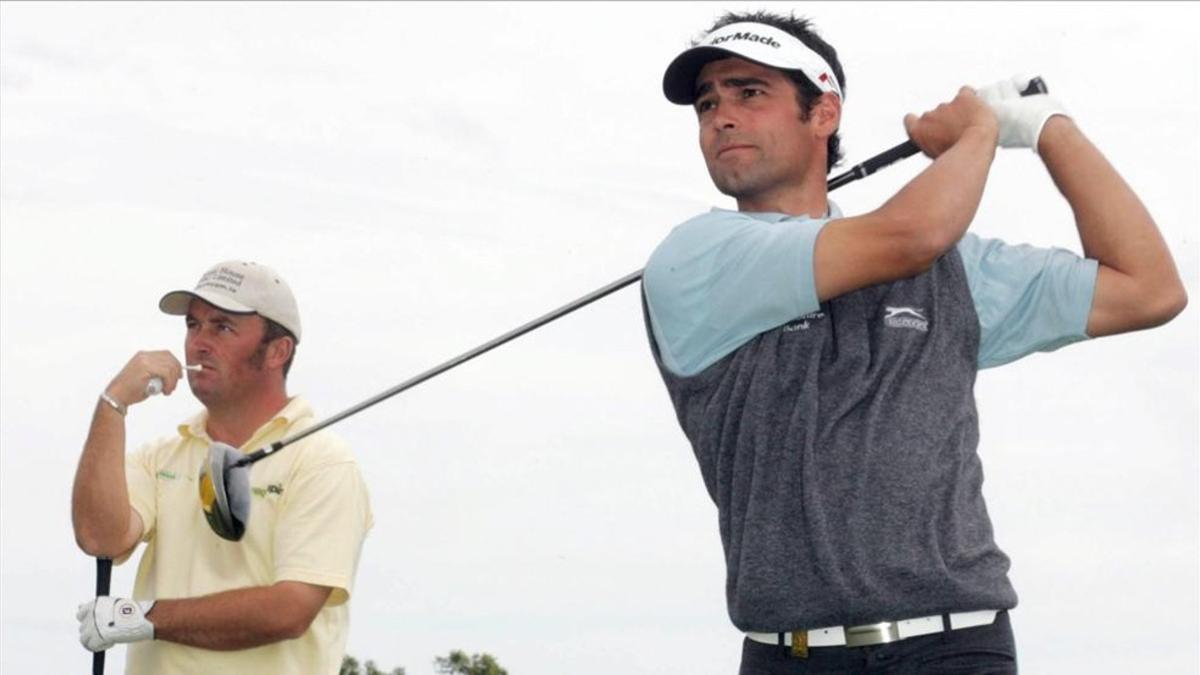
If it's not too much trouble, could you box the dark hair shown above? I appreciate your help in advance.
[699,10,846,173]
[252,316,296,378]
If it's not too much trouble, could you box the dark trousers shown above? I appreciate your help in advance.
[738,611,1017,674]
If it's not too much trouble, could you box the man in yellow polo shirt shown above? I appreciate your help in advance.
[72,260,373,674]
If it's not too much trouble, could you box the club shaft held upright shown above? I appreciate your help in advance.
[93,558,112,675]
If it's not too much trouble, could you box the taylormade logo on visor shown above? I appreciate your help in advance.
[662,21,843,104]
[709,32,781,48]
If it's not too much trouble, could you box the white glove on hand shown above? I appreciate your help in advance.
[77,597,155,652]
[977,74,1069,152]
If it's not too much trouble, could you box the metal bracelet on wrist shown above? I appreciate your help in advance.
[99,391,128,416]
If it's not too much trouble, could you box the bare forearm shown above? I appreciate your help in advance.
[147,583,330,650]
[814,94,999,301]
[1039,116,1187,333]
[881,125,998,257]
[1040,117,1171,272]
[72,401,136,556]
[75,351,188,555]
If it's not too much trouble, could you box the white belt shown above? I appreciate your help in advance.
[747,609,1000,649]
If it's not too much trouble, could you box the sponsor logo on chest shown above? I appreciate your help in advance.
[783,310,826,332]
[884,306,929,332]
[251,483,285,498]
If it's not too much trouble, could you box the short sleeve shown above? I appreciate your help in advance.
[644,210,826,376]
[273,455,373,606]
[957,232,1098,369]
[115,442,160,565]
[127,444,158,534]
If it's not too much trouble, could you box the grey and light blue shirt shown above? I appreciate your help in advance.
[642,205,1097,632]
[646,205,1097,378]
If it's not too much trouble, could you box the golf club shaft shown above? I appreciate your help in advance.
[237,76,1047,467]
[236,268,645,465]
[93,558,112,675]
[234,140,886,467]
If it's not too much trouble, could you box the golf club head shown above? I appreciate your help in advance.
[198,442,251,541]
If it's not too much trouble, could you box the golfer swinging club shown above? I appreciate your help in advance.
[642,11,1186,673]
[72,261,373,673]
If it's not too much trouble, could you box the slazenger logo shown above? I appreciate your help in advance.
[884,306,928,332]
[710,32,781,49]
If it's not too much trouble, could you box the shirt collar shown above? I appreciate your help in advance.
[714,199,843,222]
[177,396,315,452]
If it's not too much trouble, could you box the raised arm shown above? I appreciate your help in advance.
[73,350,184,557]
[813,87,999,301]
[1036,117,1187,336]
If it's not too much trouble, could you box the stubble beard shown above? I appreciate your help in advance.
[708,159,785,201]
[192,359,264,411]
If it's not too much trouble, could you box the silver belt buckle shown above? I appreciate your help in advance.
[844,621,902,647]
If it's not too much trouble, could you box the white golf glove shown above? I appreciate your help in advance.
[977,74,1069,152]
[77,596,156,652]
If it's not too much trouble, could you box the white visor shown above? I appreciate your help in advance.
[663,22,843,105]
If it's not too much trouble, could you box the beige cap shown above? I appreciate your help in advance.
[159,261,302,342]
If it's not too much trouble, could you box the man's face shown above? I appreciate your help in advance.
[693,57,817,201]
[184,298,272,405]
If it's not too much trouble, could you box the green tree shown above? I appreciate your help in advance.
[433,650,507,675]
[341,654,405,675]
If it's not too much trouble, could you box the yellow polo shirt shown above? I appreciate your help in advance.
[119,396,373,675]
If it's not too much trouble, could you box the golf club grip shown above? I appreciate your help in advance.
[1021,76,1048,96]
[93,558,112,674]
[862,139,920,177]
[826,76,1047,191]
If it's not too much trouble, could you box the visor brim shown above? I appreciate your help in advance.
[662,46,750,105]
[159,290,257,317]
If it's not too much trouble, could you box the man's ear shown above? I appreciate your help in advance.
[812,92,842,139]
[266,336,294,372]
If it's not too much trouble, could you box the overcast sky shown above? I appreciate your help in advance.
[1,3,1197,674]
